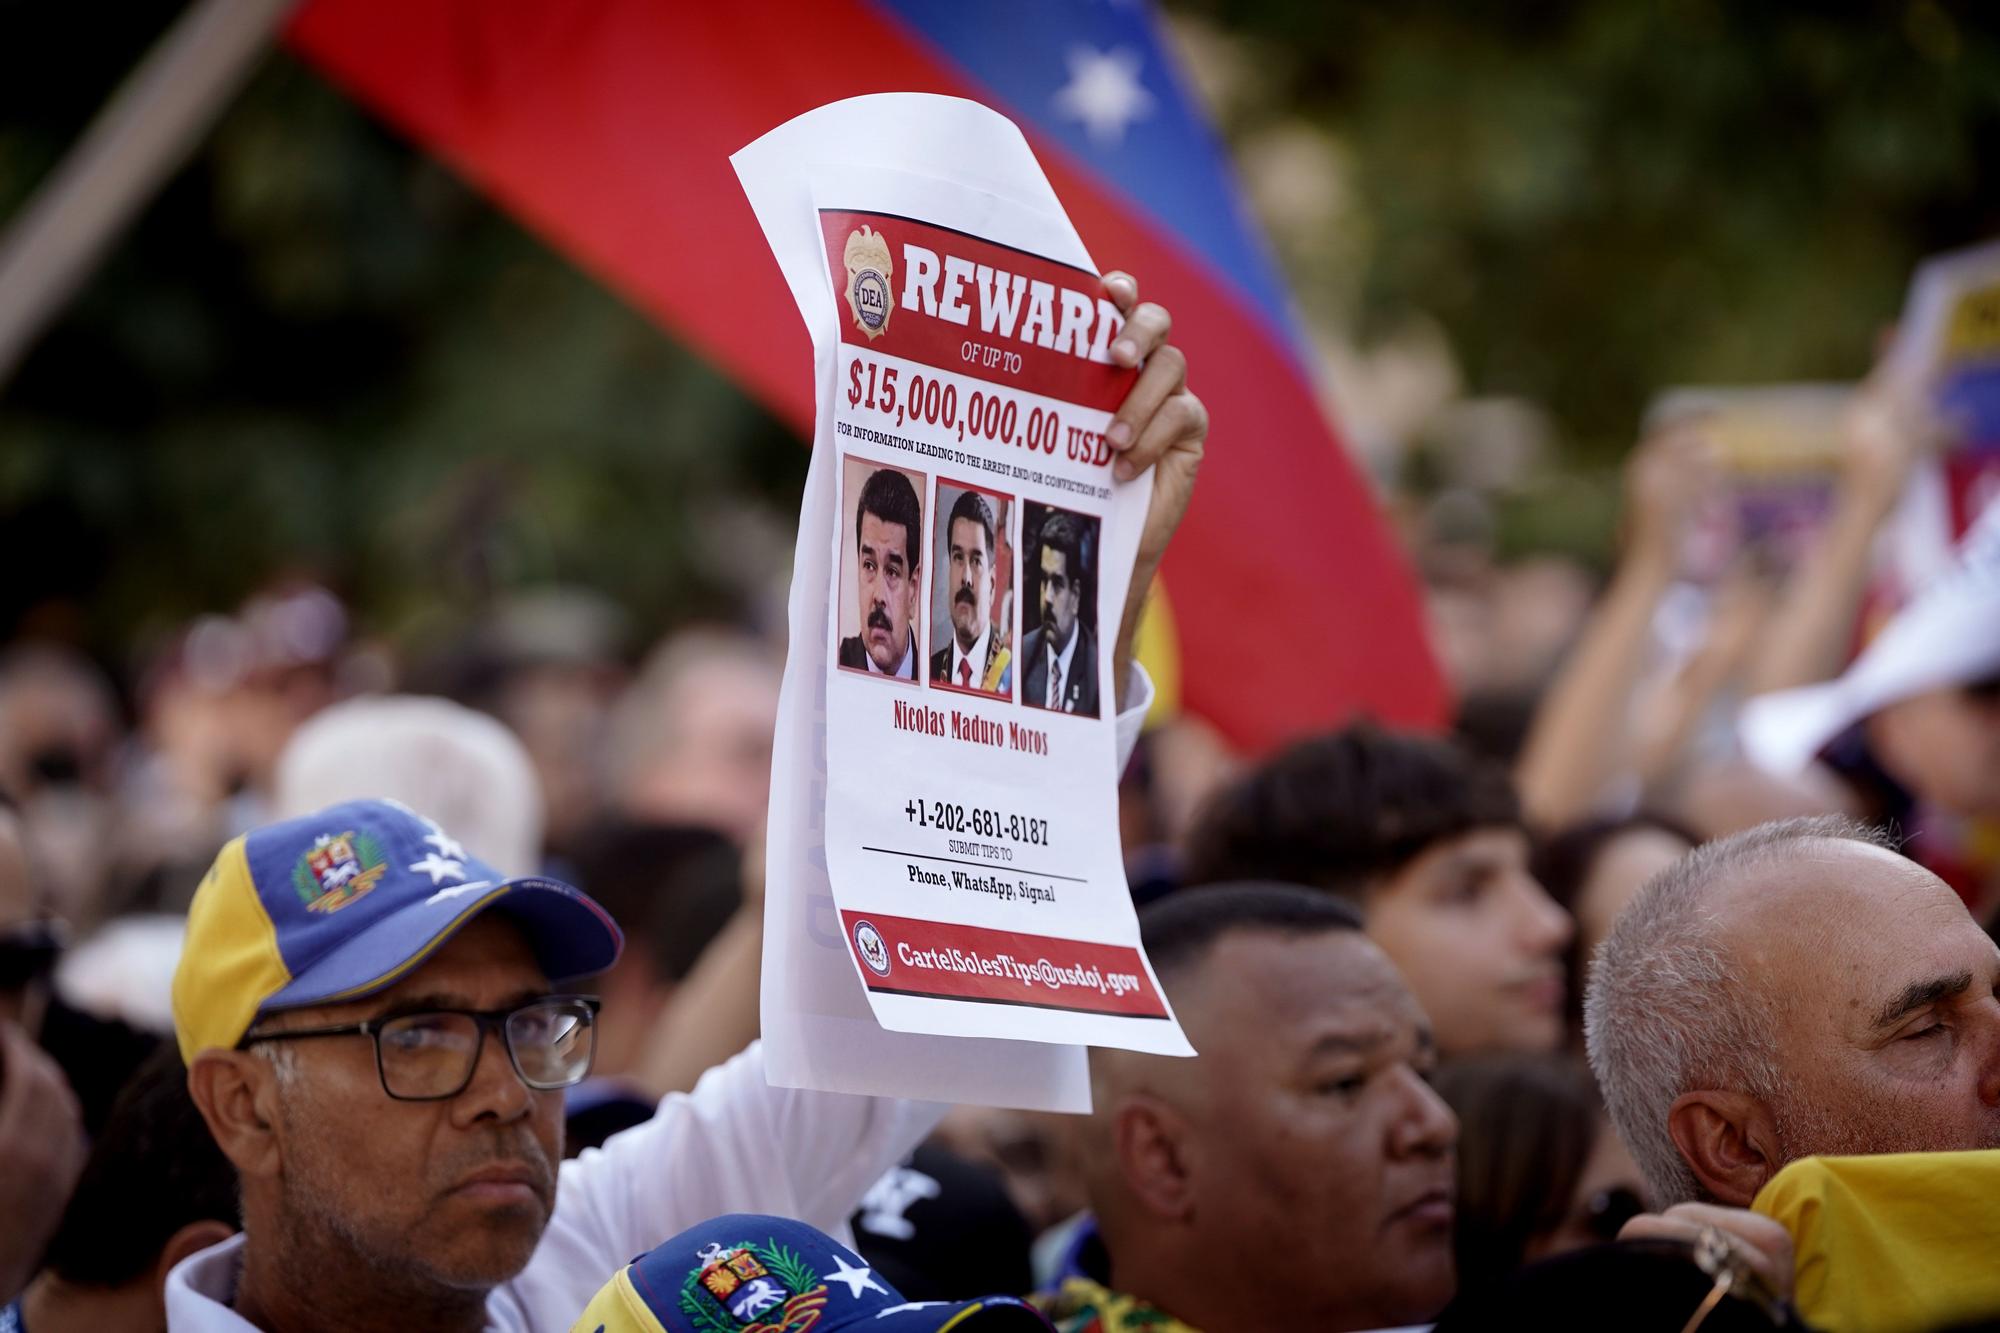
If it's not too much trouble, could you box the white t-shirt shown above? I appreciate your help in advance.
[164,1044,945,1332]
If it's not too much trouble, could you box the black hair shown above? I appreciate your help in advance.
[1431,1238,1787,1332]
[1530,814,1699,914]
[946,489,996,559]
[855,468,923,572]
[1531,814,1697,1039]
[41,1043,239,1287]
[1182,722,1522,904]
[1432,1055,1614,1305]
[1138,882,1363,983]
[1038,510,1087,586]
[565,820,742,982]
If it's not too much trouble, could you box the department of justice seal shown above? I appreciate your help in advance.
[852,919,892,977]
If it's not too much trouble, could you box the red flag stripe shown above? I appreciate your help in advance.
[285,0,1447,750]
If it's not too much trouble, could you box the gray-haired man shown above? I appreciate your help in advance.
[1585,815,2000,1214]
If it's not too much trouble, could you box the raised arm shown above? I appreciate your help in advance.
[1515,424,1712,829]
[1099,271,1208,714]
[1741,373,1927,696]
[629,271,1205,1100]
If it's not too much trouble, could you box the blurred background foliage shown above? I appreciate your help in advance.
[2,0,1996,668]
[1179,0,2000,559]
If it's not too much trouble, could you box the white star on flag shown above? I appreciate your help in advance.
[1053,45,1155,147]
[408,852,466,885]
[823,1254,888,1301]
[423,826,467,863]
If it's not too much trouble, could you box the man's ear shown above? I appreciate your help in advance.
[185,1050,287,1181]
[151,1218,237,1301]
[1667,1089,1782,1207]
[1111,1093,1195,1224]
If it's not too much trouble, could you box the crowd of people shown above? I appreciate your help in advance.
[0,271,1997,1333]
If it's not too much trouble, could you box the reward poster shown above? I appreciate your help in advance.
[736,95,1191,1110]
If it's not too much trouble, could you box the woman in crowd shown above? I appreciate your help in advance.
[1433,1054,1647,1309]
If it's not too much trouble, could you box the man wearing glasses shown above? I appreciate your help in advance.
[162,273,1206,1332]
[164,798,939,1332]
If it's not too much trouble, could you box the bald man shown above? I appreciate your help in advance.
[1586,815,2000,1211]
[1041,883,1458,1333]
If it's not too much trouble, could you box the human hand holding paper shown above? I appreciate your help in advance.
[1838,358,1932,524]
[1099,270,1207,712]
[741,92,1197,1106]
[1623,418,1719,573]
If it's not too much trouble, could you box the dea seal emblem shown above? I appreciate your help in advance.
[843,226,894,341]
[852,919,892,977]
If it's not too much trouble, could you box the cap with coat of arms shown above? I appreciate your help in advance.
[171,797,622,1063]
[570,1213,1050,1333]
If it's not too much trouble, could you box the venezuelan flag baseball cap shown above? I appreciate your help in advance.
[572,1214,1050,1333]
[172,797,622,1063]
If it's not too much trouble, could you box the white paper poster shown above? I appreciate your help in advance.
[1880,239,2000,597]
[738,95,1190,1110]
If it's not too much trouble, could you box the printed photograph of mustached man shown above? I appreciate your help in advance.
[929,480,1015,700]
[1020,501,1100,718]
[837,457,926,683]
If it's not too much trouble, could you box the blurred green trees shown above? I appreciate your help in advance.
[2,1,1995,666]
[0,3,805,667]
[1181,0,1999,448]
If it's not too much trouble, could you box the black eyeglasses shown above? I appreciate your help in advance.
[241,995,600,1101]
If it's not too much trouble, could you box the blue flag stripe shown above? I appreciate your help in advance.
[867,0,1306,360]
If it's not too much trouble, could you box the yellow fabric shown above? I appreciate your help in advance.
[1753,1149,2000,1332]
[570,1266,666,1333]
[1036,1277,1202,1333]
[982,645,1013,694]
[170,835,291,1063]
[1132,577,1180,728]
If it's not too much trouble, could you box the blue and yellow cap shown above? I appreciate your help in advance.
[172,797,623,1063]
[570,1214,1050,1333]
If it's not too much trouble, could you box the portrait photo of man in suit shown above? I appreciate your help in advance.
[836,460,925,682]
[1021,505,1100,717]
[929,483,1013,699]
